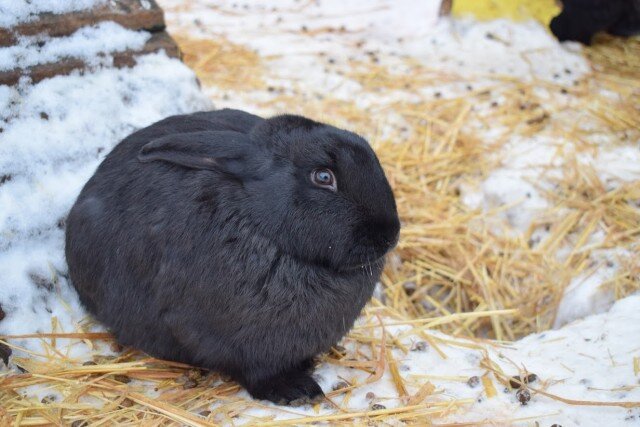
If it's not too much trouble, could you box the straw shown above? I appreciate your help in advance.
[1,18,638,426]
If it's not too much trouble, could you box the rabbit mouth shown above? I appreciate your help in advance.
[339,232,399,272]
[340,251,388,272]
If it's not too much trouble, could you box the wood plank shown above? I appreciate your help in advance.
[439,0,453,16]
[0,31,181,86]
[0,0,165,47]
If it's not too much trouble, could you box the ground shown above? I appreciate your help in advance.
[0,0,639,425]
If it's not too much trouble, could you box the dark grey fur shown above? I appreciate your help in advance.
[65,109,399,405]
[551,0,640,44]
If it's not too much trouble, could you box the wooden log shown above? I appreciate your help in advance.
[439,0,453,16]
[0,31,181,86]
[0,0,165,47]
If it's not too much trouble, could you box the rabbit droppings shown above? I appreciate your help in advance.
[65,109,400,405]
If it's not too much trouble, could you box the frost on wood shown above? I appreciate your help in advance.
[0,0,179,85]
[0,31,181,85]
[0,22,150,72]
[0,0,165,46]
[0,0,107,29]
[0,19,182,85]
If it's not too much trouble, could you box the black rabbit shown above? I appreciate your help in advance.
[65,109,400,405]
[550,0,640,44]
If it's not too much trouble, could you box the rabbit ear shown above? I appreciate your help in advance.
[138,131,264,178]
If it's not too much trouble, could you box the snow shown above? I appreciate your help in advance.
[0,0,639,424]
[0,31,210,357]
[0,237,87,357]
[0,54,209,252]
[0,0,106,28]
[442,295,640,425]
[554,269,616,329]
[585,145,640,184]
[161,0,588,101]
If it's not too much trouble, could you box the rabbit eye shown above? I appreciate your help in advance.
[311,168,337,191]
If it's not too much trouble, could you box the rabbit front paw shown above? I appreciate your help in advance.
[246,366,324,406]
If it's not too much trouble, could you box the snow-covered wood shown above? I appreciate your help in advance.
[0,0,179,86]
[0,0,165,46]
[0,31,180,86]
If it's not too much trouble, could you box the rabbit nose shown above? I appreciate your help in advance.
[370,216,400,251]
[383,226,400,251]
[386,227,400,248]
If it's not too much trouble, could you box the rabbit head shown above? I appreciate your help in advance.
[138,114,400,272]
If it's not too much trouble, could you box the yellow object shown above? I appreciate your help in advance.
[481,374,498,398]
[452,0,561,25]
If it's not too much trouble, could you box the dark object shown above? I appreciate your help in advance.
[509,373,538,388]
[332,345,347,357]
[119,398,134,408]
[510,375,523,388]
[0,341,11,365]
[29,272,53,291]
[65,109,400,405]
[0,304,5,321]
[182,379,198,389]
[411,340,428,352]
[467,376,480,388]
[516,388,531,405]
[371,403,386,410]
[332,381,349,391]
[550,0,640,45]
[187,368,205,381]
[113,375,131,384]
[41,395,56,404]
